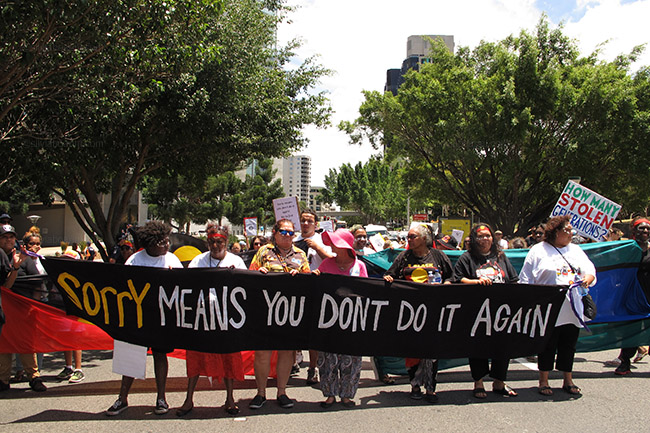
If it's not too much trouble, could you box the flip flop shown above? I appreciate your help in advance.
[493,385,518,397]
[175,404,193,417]
[562,384,581,395]
[538,386,553,396]
[225,402,240,415]
[472,387,487,399]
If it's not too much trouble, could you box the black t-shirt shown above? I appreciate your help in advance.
[385,248,453,283]
[0,249,11,287]
[452,251,519,284]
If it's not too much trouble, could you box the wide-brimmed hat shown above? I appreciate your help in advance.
[436,235,457,250]
[322,229,355,254]
[0,224,16,236]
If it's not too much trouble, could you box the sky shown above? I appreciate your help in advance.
[275,0,650,186]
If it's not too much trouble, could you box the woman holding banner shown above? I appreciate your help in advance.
[519,215,596,396]
[452,223,519,399]
[383,223,453,404]
[176,224,246,417]
[316,229,368,408]
[248,219,311,410]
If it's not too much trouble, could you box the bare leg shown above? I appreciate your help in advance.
[73,350,82,370]
[64,351,72,366]
[152,351,168,401]
[118,376,135,403]
[473,378,486,398]
[254,350,271,397]
[224,378,235,407]
[276,350,294,397]
[179,375,199,411]
[538,371,552,395]
[562,371,580,392]
[308,350,318,369]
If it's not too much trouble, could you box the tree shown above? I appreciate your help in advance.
[341,18,650,235]
[3,0,330,259]
[320,156,408,225]
[142,157,284,231]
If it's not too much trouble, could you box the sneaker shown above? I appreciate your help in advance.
[57,367,74,380]
[424,393,439,404]
[409,387,423,400]
[249,395,266,409]
[10,369,25,383]
[615,360,631,375]
[306,367,319,385]
[69,370,85,383]
[290,363,300,375]
[604,358,622,367]
[0,381,10,392]
[277,394,294,409]
[154,399,169,415]
[106,399,128,416]
[29,377,47,392]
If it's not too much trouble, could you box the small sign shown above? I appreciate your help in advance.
[413,214,428,222]
[320,220,334,232]
[272,197,301,231]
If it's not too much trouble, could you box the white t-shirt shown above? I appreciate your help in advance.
[294,231,331,271]
[498,239,509,250]
[125,249,183,268]
[188,251,246,269]
[519,241,596,327]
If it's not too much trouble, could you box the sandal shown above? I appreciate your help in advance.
[633,347,648,363]
[562,384,581,395]
[538,386,553,396]
[175,404,193,417]
[380,374,395,385]
[472,387,487,399]
[493,384,518,397]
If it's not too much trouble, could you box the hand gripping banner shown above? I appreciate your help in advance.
[42,258,566,360]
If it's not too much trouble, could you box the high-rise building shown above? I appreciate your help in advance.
[385,35,454,95]
[282,155,311,204]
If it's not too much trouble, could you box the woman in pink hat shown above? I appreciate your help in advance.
[316,229,368,408]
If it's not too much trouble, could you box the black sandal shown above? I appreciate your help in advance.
[493,384,518,397]
[472,387,487,399]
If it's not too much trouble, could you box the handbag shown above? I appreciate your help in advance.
[582,292,597,320]
[552,245,597,320]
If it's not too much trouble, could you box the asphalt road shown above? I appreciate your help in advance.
[0,349,648,432]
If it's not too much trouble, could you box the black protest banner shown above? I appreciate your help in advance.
[42,258,566,359]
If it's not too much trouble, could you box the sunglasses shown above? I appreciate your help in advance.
[278,229,295,237]
[253,242,262,246]
[406,234,419,240]
[28,242,41,246]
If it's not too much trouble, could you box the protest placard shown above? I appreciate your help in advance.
[244,217,258,236]
[550,180,621,241]
[272,197,301,230]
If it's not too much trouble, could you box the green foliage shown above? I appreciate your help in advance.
[341,18,650,234]
[143,157,284,231]
[321,156,407,225]
[2,0,330,258]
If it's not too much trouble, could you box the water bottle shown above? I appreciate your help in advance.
[428,270,442,284]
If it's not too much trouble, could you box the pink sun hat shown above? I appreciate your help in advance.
[322,229,356,254]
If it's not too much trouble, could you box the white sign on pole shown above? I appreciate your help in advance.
[244,217,258,236]
[320,220,334,232]
[550,180,621,241]
[272,197,301,231]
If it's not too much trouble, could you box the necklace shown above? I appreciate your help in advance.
[209,255,222,268]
